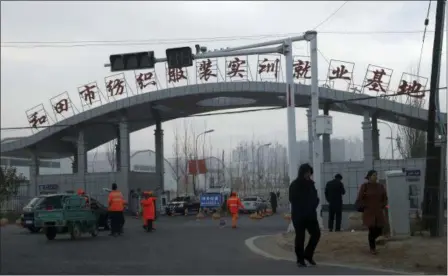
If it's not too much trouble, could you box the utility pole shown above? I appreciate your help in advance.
[422,0,446,237]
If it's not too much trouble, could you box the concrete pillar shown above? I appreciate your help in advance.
[118,115,130,200]
[362,112,374,171]
[72,152,78,174]
[115,125,121,171]
[77,131,87,174]
[29,149,39,196]
[155,120,165,193]
[371,115,380,160]
[306,109,313,163]
[323,104,332,162]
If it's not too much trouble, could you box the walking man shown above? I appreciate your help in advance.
[325,174,345,232]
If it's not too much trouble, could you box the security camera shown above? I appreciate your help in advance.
[200,46,207,53]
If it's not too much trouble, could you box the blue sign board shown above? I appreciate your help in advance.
[200,193,222,208]
[406,169,421,177]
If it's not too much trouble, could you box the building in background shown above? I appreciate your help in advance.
[87,150,178,195]
[296,137,363,163]
[0,156,72,179]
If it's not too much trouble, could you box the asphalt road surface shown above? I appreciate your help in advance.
[1,213,394,275]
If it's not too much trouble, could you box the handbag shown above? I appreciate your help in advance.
[355,184,367,212]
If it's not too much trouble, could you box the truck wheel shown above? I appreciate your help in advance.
[90,224,99,237]
[70,223,81,240]
[45,227,57,240]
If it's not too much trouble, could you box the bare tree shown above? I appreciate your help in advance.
[396,66,426,158]
[105,139,117,172]
[179,120,196,195]
[172,127,182,196]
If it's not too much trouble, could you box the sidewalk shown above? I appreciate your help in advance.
[251,231,447,275]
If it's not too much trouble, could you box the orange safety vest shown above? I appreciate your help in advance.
[227,196,243,214]
[141,197,155,220]
[108,190,125,211]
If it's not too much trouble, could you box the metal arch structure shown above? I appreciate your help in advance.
[1,81,446,159]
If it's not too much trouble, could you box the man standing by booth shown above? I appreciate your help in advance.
[108,183,125,237]
[325,174,345,232]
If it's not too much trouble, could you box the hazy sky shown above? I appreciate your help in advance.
[1,1,446,159]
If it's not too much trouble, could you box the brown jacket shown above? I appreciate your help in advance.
[356,182,388,227]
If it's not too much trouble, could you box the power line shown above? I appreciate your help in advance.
[417,0,432,76]
[0,30,435,49]
[1,86,446,131]
[312,1,349,30]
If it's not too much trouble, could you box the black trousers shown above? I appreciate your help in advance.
[328,204,342,231]
[272,205,277,213]
[368,226,382,250]
[109,211,123,235]
[145,219,153,232]
[292,217,321,261]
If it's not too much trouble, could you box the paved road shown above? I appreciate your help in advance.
[1,214,392,275]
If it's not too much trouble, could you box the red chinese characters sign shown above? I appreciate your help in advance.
[196,58,218,83]
[105,73,128,98]
[362,64,393,95]
[50,91,76,121]
[326,60,355,91]
[135,70,158,93]
[293,56,311,80]
[78,82,102,110]
[166,64,189,87]
[396,72,428,99]
[225,56,248,81]
[25,104,49,132]
[257,55,280,81]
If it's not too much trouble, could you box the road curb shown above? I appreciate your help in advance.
[244,235,418,275]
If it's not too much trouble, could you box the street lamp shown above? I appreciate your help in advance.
[378,121,395,159]
[257,143,271,192]
[194,129,215,193]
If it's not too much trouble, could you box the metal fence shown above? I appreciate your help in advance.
[1,183,32,213]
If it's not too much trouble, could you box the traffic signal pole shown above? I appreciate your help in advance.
[423,0,446,237]
[105,31,323,230]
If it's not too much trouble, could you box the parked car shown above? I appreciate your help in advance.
[240,196,269,213]
[21,194,111,233]
[165,196,201,215]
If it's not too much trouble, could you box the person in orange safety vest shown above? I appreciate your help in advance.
[108,183,126,237]
[141,191,156,232]
[227,192,244,228]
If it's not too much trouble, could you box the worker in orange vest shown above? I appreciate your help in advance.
[108,183,126,237]
[141,191,156,232]
[77,188,89,205]
[227,192,244,228]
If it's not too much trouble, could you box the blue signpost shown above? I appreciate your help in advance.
[200,193,222,208]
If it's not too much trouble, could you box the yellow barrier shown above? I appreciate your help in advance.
[250,213,263,220]
[212,213,221,220]
[0,218,9,227]
[283,213,291,221]
[196,212,205,219]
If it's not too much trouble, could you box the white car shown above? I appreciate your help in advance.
[240,196,269,213]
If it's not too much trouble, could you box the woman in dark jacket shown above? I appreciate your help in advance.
[289,163,321,267]
[269,192,278,213]
[355,170,388,254]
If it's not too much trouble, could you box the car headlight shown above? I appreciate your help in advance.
[178,204,184,208]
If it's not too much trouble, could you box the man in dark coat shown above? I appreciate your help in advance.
[269,192,278,213]
[325,173,345,232]
[289,163,321,267]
